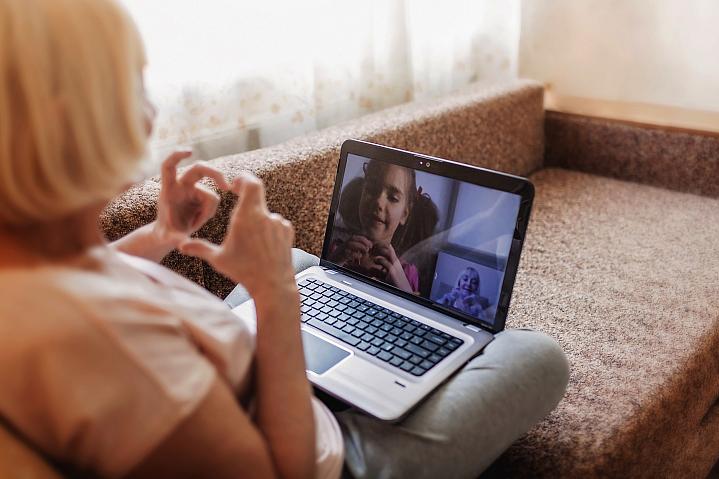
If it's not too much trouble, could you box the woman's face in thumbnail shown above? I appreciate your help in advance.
[458,268,480,294]
[359,164,411,244]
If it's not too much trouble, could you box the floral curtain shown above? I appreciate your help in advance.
[121,0,519,162]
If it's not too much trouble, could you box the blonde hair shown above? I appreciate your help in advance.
[0,0,148,224]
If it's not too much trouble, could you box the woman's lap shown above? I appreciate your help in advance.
[337,329,569,479]
[225,249,569,478]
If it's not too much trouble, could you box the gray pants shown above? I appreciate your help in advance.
[225,249,569,479]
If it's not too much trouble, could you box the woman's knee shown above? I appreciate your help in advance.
[484,329,569,413]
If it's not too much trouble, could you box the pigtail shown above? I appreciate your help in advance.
[393,187,439,256]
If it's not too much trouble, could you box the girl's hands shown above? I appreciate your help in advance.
[373,243,414,293]
[154,150,231,248]
[330,235,372,267]
[179,173,297,303]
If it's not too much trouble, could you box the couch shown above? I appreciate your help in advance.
[5,79,719,477]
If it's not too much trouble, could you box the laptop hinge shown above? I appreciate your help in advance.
[463,323,482,333]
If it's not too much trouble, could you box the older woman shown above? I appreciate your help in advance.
[0,1,568,478]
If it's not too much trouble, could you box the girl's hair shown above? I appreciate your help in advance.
[339,160,439,256]
[0,0,148,224]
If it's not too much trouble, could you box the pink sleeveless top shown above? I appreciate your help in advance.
[0,246,343,478]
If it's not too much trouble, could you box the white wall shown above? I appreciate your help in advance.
[520,0,719,112]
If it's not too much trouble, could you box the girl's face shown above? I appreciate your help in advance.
[359,164,411,244]
[458,269,479,294]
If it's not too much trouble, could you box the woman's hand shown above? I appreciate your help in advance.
[179,173,296,303]
[110,150,231,262]
[372,243,414,293]
[153,150,231,248]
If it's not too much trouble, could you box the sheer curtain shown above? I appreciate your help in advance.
[121,0,519,162]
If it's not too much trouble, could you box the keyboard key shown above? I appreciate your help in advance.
[410,366,426,376]
[428,353,442,364]
[405,343,430,358]
[356,321,368,330]
[390,356,403,367]
[409,355,422,365]
[410,336,423,345]
[375,331,387,339]
[361,333,374,342]
[357,341,370,351]
[367,346,381,356]
[307,319,360,347]
[385,334,397,343]
[342,324,356,334]
[375,312,387,320]
[393,348,412,360]
[334,321,347,329]
[400,332,413,341]
[400,361,414,372]
[391,327,403,336]
[365,326,378,334]
[371,319,384,328]
[437,347,451,357]
[329,309,341,317]
[403,325,417,334]
[327,300,339,308]
[420,340,440,352]
[380,342,394,352]
[395,339,408,348]
[420,360,434,369]
[351,329,364,338]
[316,312,329,321]
[381,324,393,332]
[301,314,311,323]
[371,338,384,347]
[377,351,393,362]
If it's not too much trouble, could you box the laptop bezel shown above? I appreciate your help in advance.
[320,139,534,334]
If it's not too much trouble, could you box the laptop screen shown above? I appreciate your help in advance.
[324,152,522,328]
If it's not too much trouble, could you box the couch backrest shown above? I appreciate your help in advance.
[101,80,545,297]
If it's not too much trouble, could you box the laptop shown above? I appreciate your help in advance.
[232,139,534,421]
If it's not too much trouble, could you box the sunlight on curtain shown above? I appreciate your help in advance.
[121,0,519,162]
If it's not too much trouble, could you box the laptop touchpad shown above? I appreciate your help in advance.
[302,331,351,375]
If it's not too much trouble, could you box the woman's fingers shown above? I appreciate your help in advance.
[161,149,193,189]
[179,238,221,262]
[233,173,267,212]
[179,162,230,191]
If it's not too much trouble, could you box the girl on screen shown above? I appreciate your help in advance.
[329,159,438,294]
[438,267,489,320]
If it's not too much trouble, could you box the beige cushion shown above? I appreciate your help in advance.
[484,168,719,477]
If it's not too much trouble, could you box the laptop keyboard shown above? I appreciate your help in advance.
[298,278,463,377]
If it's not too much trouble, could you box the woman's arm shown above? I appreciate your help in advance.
[111,150,229,262]
[179,174,315,479]
[126,378,278,479]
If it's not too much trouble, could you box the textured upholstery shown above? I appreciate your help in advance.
[94,81,719,477]
[484,168,719,478]
[545,111,719,198]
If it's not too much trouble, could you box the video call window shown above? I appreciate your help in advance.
[326,153,520,326]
